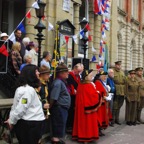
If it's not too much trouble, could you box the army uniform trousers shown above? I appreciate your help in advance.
[125,100,137,122]
[113,95,124,122]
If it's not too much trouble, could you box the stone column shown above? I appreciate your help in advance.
[25,0,37,41]
[73,3,81,57]
[109,0,118,65]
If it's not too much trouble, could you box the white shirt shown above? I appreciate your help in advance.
[40,59,51,69]
[29,49,38,66]
[9,85,45,125]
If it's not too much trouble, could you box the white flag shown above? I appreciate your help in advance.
[72,34,78,44]
[9,32,16,43]
[92,45,96,52]
[32,2,40,9]
[48,22,54,31]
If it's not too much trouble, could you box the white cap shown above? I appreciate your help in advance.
[0,33,9,38]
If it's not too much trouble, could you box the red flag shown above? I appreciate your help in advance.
[88,35,92,41]
[0,45,8,57]
[94,0,100,14]
[26,11,31,19]
[85,23,91,31]
[65,36,70,44]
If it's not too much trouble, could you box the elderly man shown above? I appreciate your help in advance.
[40,51,52,69]
[107,69,115,126]
[67,63,83,132]
[113,61,126,125]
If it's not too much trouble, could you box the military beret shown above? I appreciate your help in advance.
[135,67,143,71]
[128,70,136,74]
[99,71,108,75]
[115,61,122,65]
[81,69,93,80]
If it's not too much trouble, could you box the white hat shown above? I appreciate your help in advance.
[0,33,9,38]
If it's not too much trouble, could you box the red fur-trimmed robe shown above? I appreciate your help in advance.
[72,82,100,142]
[95,80,111,128]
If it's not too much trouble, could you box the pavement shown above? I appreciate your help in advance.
[1,101,144,144]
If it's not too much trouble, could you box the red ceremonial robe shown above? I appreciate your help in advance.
[72,82,100,142]
[94,80,109,128]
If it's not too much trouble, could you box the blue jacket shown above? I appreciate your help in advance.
[107,77,115,93]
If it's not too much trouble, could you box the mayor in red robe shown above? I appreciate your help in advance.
[94,71,112,135]
[72,69,100,143]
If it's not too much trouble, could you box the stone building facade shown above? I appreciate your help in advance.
[0,0,144,71]
[113,0,144,71]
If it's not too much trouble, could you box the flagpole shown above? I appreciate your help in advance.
[54,24,59,79]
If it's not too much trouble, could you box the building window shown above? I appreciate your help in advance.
[0,0,26,34]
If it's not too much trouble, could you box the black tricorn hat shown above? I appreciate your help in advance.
[56,63,68,73]
[115,61,122,65]
[81,69,93,80]
[99,71,108,75]
[135,67,143,71]
[128,70,136,74]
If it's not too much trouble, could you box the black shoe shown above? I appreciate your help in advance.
[109,122,114,127]
[132,122,136,126]
[115,120,121,125]
[99,130,105,136]
[126,121,132,126]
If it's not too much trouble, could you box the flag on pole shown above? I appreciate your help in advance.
[32,2,40,9]
[0,45,8,57]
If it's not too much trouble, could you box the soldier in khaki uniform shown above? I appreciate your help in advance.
[135,67,144,124]
[113,61,126,125]
[125,70,139,126]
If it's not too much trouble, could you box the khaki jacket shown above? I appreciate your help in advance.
[135,75,144,97]
[113,68,126,96]
[125,77,139,102]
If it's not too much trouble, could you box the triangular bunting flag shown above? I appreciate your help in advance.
[9,32,16,43]
[92,45,96,52]
[0,45,8,57]
[72,35,78,44]
[65,36,70,44]
[17,22,26,33]
[88,35,92,41]
[32,2,40,9]
[85,23,91,31]
[91,55,96,62]
[48,22,54,31]
[26,11,31,19]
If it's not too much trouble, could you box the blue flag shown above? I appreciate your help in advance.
[17,22,26,33]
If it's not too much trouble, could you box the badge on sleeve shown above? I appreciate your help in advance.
[21,98,27,104]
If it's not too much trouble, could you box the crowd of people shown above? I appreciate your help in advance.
[1,30,144,144]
